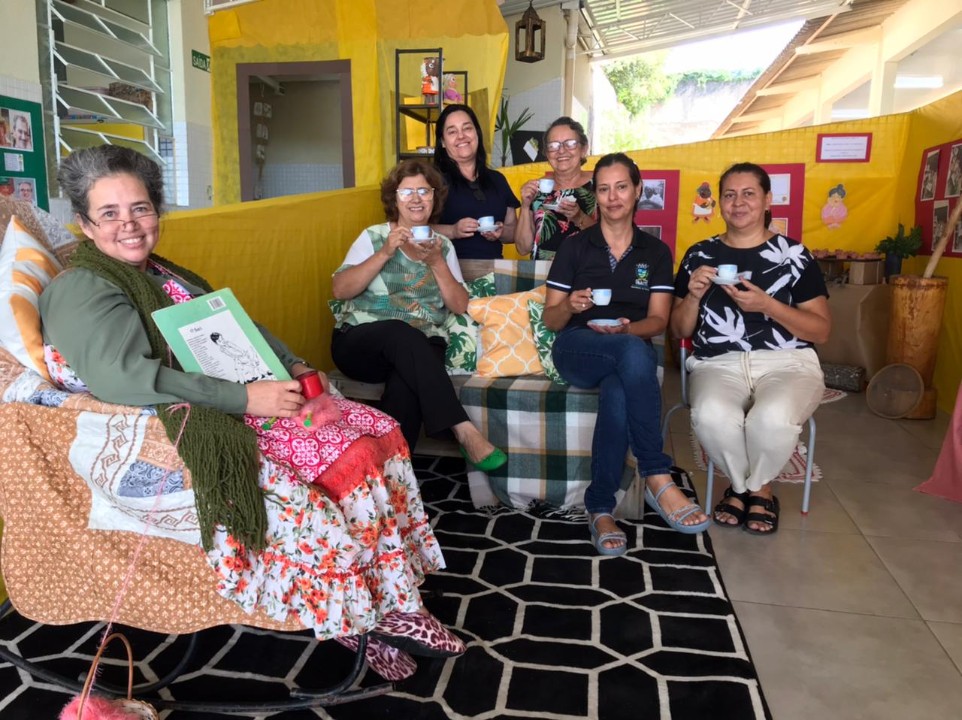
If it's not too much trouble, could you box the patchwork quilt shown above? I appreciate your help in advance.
[0,346,302,634]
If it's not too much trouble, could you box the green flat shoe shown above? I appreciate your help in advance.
[459,445,507,472]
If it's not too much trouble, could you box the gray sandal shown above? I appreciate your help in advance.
[588,513,627,557]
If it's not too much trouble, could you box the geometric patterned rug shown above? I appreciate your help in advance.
[0,456,771,720]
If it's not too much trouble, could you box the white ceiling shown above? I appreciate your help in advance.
[831,24,962,119]
[499,0,855,57]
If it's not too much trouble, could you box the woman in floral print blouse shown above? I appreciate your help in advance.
[671,162,831,536]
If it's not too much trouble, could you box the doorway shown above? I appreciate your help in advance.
[236,61,354,202]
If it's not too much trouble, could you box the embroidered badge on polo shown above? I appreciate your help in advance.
[632,263,650,290]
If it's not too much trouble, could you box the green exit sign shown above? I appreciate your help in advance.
[191,50,210,73]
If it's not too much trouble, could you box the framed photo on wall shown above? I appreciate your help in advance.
[915,139,962,256]
[634,169,679,259]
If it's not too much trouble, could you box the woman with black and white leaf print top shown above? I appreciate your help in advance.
[671,162,831,536]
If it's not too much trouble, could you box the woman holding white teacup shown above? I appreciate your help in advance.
[332,158,506,471]
[431,104,521,260]
[671,162,831,536]
[516,116,597,260]
[543,153,710,557]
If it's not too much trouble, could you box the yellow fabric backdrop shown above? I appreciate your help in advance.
[159,186,382,371]
[208,0,508,204]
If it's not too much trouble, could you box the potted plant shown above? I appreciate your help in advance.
[875,223,922,277]
[494,95,534,167]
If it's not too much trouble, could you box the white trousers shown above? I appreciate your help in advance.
[687,348,824,493]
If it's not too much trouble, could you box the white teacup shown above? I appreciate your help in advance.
[478,216,495,229]
[717,264,738,281]
[412,225,432,242]
[591,288,612,306]
[539,178,555,194]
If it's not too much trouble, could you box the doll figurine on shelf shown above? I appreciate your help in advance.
[420,57,440,103]
[443,74,463,103]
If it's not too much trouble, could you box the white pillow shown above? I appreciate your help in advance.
[0,216,62,380]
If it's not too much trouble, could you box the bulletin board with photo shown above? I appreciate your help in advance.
[633,169,679,259]
[0,95,48,210]
[916,139,962,256]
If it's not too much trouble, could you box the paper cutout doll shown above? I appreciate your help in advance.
[821,184,848,229]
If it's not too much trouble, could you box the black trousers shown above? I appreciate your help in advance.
[331,319,469,450]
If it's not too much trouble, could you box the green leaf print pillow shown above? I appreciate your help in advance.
[444,273,496,374]
[527,299,567,385]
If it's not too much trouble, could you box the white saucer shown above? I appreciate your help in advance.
[477,225,498,233]
[712,271,752,286]
[587,318,621,328]
[541,203,562,212]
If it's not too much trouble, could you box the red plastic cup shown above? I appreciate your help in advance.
[296,369,323,399]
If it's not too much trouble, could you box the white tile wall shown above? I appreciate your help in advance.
[0,75,43,104]
[168,120,214,210]
[261,163,344,198]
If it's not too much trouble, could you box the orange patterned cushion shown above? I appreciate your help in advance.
[467,285,545,377]
[0,216,61,381]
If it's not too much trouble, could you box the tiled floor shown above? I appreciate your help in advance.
[660,366,962,720]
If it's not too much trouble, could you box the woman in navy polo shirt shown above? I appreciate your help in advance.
[543,153,710,556]
[431,104,521,259]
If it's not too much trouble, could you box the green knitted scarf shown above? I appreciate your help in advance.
[70,240,267,552]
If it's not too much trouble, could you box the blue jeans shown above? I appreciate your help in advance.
[552,328,672,515]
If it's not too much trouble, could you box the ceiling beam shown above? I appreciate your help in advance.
[754,77,821,96]
[793,26,881,55]
[730,107,785,123]
[584,3,853,57]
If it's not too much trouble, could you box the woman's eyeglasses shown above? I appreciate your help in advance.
[545,139,581,153]
[396,187,434,200]
[83,206,159,233]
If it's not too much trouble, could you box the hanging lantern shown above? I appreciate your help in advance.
[515,1,546,63]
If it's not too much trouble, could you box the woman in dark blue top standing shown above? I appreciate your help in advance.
[431,104,521,260]
[544,153,710,556]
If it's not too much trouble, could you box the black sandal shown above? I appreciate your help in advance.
[712,487,751,528]
[743,495,780,536]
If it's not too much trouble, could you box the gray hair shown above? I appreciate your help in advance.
[58,145,164,218]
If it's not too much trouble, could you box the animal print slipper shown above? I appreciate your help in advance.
[335,634,418,681]
[372,611,467,658]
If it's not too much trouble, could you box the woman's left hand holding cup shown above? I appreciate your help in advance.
[479,222,504,241]
[590,318,631,334]
[419,235,445,267]
[721,277,772,314]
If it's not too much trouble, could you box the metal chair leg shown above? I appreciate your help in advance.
[706,460,715,520]
[801,416,816,515]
